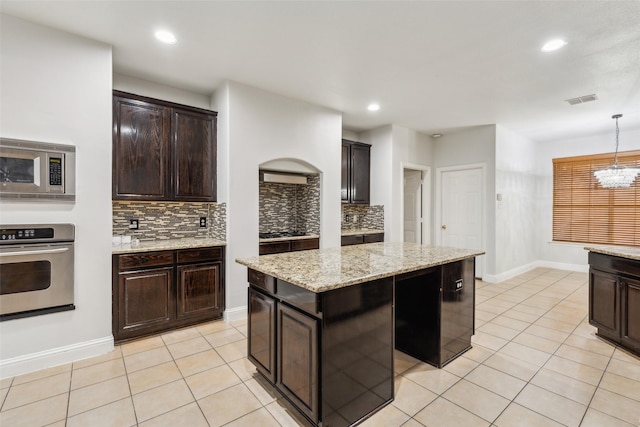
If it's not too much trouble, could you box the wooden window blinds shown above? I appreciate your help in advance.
[553,150,640,246]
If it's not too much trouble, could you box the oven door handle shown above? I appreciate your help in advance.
[0,247,69,257]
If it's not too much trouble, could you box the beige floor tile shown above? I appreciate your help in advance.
[185,364,242,400]
[599,372,640,402]
[511,304,548,316]
[498,342,551,367]
[563,334,615,357]
[543,355,604,386]
[0,377,13,389]
[493,403,564,427]
[464,364,526,400]
[71,358,126,390]
[132,379,194,422]
[359,403,410,427]
[489,314,530,331]
[394,351,421,374]
[461,344,494,363]
[413,397,490,427]
[72,347,123,370]
[228,357,258,381]
[442,379,510,422]
[198,382,262,426]
[391,376,437,416]
[128,361,183,395]
[501,308,540,323]
[612,347,640,364]
[511,332,562,354]
[443,355,479,378]
[523,324,570,343]
[44,421,65,427]
[607,356,640,382]
[590,388,640,425]
[12,364,71,386]
[482,352,539,381]
[124,346,173,373]
[2,371,70,410]
[0,387,8,407]
[399,419,423,427]
[402,363,460,395]
[514,384,587,427]
[225,407,281,427]
[265,399,315,427]
[68,375,131,416]
[120,335,165,357]
[471,331,509,351]
[233,323,248,337]
[175,348,225,377]
[244,376,279,405]
[204,328,246,348]
[477,322,520,341]
[66,397,136,427]
[139,402,208,427]
[196,320,234,335]
[555,344,611,370]
[167,336,212,359]
[161,327,201,346]
[533,317,575,333]
[530,368,596,405]
[0,393,68,427]
[475,302,508,315]
[475,309,498,322]
[215,339,247,363]
[580,408,636,427]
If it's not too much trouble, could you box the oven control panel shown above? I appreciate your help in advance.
[0,228,54,241]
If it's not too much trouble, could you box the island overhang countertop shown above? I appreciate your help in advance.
[236,242,484,292]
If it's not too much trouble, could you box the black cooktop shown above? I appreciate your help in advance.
[259,231,307,239]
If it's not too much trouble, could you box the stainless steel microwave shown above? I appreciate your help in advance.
[0,138,75,201]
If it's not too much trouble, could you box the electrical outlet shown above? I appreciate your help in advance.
[199,217,207,227]
[129,219,139,230]
[345,214,351,222]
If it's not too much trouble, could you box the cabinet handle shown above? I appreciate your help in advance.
[441,225,447,230]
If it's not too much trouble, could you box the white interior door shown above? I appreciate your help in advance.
[439,167,483,277]
[403,170,422,243]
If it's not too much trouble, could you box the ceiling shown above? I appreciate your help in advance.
[2,1,640,143]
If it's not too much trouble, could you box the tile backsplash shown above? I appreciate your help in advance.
[259,175,320,234]
[113,201,226,241]
[341,204,384,230]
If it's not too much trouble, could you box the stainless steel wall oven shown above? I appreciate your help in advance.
[0,224,75,320]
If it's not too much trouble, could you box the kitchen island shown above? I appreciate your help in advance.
[236,242,483,427]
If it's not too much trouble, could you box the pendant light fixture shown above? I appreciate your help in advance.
[593,114,640,188]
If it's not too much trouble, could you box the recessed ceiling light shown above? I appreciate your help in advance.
[154,30,177,44]
[367,103,380,112]
[432,133,442,138]
[541,39,567,52]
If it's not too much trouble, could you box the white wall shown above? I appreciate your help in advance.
[0,15,113,377]
[114,73,211,110]
[535,127,640,270]
[494,125,537,277]
[213,81,342,319]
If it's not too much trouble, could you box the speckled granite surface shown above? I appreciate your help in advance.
[341,229,384,236]
[259,234,320,243]
[585,245,640,261]
[113,237,226,254]
[236,242,484,292]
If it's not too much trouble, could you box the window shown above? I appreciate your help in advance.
[553,150,640,246]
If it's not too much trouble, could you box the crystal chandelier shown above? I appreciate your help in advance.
[593,114,640,188]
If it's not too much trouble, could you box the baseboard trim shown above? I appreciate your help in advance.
[0,335,114,379]
[224,305,247,323]
[534,260,589,273]
[482,260,588,284]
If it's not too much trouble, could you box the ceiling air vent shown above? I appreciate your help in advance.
[565,94,598,105]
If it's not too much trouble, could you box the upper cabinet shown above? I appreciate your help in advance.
[113,91,217,201]
[341,139,371,204]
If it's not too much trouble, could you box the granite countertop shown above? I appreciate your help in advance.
[259,234,320,243]
[341,229,384,236]
[236,242,484,293]
[585,245,640,261]
[113,237,226,254]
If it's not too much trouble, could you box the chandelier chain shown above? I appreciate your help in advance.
[614,115,620,166]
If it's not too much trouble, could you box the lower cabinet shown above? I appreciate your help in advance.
[248,288,276,383]
[341,232,384,246]
[259,237,320,255]
[113,246,224,343]
[588,252,640,356]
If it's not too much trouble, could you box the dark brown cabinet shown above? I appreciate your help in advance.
[259,237,320,255]
[588,252,640,356]
[341,139,371,204]
[113,91,217,201]
[113,246,224,343]
[248,288,276,383]
[341,232,384,246]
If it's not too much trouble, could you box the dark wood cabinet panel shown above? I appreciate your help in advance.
[341,233,384,246]
[113,91,217,201]
[177,262,222,319]
[341,139,371,205]
[290,238,319,252]
[621,276,640,353]
[113,96,171,200]
[172,109,217,201]
[277,303,319,423]
[363,233,384,243]
[248,288,277,383]
[259,238,319,255]
[119,251,175,270]
[589,269,619,335]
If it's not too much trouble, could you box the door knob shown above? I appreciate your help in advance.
[441,225,447,230]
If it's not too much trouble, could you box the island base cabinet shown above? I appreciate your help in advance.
[621,277,640,353]
[248,288,276,383]
[589,269,619,336]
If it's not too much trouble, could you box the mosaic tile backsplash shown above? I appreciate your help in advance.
[113,201,226,241]
[259,175,320,234]
[341,204,384,230]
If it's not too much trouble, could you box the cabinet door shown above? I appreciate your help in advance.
[113,96,171,200]
[363,233,384,243]
[341,235,364,246]
[341,141,350,203]
[248,288,277,383]
[172,109,217,201]
[117,267,174,339]
[176,262,222,319]
[621,277,640,352]
[589,269,619,337]
[350,143,370,204]
[277,303,319,423]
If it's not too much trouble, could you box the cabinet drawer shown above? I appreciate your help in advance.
[249,269,276,294]
[291,238,320,252]
[118,251,174,270]
[363,233,384,243]
[177,246,223,263]
[259,241,291,255]
[341,235,363,246]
